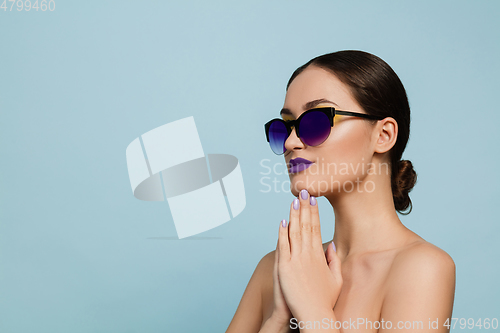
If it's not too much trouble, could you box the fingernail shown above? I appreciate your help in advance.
[332,241,336,252]
[300,189,308,200]
[281,219,287,228]
[293,198,299,210]
[310,196,316,206]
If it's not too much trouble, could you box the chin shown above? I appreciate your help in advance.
[288,178,301,197]
[289,173,315,196]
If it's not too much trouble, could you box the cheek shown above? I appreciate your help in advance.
[317,125,373,177]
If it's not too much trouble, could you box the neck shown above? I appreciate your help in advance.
[324,171,411,259]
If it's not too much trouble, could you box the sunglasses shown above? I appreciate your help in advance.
[264,107,384,155]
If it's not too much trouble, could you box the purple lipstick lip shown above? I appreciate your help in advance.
[289,157,313,166]
[288,158,314,174]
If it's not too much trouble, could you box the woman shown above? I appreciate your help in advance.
[226,50,455,333]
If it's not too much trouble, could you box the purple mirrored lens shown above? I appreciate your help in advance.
[269,121,288,154]
[299,111,331,146]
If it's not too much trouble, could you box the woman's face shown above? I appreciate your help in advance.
[283,65,378,198]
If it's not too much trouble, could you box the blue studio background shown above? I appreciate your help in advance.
[1,1,499,332]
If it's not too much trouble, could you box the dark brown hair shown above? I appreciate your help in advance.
[287,50,417,214]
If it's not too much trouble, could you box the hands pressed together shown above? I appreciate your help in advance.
[267,189,343,331]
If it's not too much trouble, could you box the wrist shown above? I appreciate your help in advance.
[259,314,291,333]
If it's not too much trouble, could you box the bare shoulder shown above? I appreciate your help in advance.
[260,249,276,269]
[258,249,276,291]
[380,239,456,324]
[254,249,275,286]
[388,240,456,287]
[225,249,275,333]
[394,240,455,271]
[247,249,275,296]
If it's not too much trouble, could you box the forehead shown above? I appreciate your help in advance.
[283,66,356,117]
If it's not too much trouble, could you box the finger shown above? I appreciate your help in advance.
[309,195,322,250]
[273,237,279,281]
[298,189,312,250]
[279,219,291,261]
[289,196,301,256]
[325,242,341,274]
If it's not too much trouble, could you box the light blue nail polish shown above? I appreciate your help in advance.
[281,219,287,228]
[310,196,316,206]
[293,198,299,210]
[300,189,308,200]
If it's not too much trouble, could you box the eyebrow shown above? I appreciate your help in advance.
[280,98,339,117]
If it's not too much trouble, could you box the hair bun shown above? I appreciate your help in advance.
[392,160,417,214]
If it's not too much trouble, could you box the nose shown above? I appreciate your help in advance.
[284,126,305,153]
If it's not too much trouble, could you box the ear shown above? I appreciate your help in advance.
[374,117,398,154]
